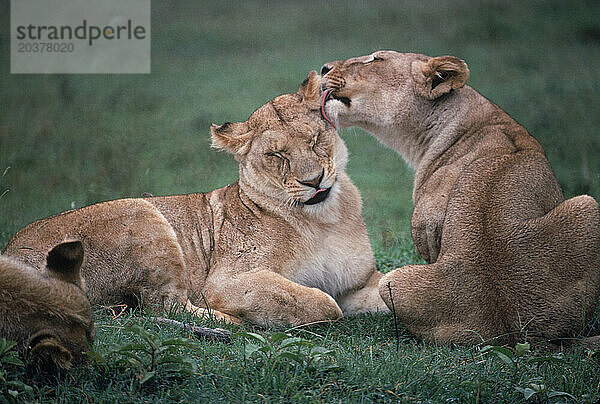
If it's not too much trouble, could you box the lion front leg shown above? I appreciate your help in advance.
[203,269,343,328]
[411,202,445,264]
[411,163,460,264]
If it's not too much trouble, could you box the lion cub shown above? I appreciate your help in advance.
[0,241,94,369]
[5,71,388,328]
[321,51,600,346]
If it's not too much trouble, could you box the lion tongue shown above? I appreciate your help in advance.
[321,89,336,129]
[305,187,331,205]
[311,188,327,198]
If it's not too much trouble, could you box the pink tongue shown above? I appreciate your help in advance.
[321,89,336,129]
[311,188,327,198]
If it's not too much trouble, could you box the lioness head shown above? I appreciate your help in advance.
[0,241,95,370]
[211,70,346,211]
[321,50,469,137]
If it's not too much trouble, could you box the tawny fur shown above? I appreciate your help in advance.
[4,71,388,328]
[322,51,600,346]
[0,241,94,369]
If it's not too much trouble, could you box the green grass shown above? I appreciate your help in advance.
[3,311,600,403]
[1,0,600,402]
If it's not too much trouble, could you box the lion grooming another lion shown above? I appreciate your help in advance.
[0,241,94,369]
[322,51,600,346]
[5,71,388,328]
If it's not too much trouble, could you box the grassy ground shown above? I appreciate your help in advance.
[1,0,600,402]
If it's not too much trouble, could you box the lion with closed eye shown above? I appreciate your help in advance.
[4,71,388,327]
[321,51,600,347]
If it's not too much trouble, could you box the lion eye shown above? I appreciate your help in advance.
[266,151,290,172]
[364,55,383,65]
[267,151,286,160]
[312,137,329,158]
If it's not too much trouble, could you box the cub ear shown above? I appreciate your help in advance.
[411,56,469,100]
[29,333,73,370]
[210,122,253,156]
[298,70,321,109]
[46,240,84,288]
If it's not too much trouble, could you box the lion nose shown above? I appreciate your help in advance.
[320,63,333,75]
[298,169,325,189]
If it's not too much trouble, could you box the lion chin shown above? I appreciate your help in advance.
[321,50,600,348]
[4,70,389,331]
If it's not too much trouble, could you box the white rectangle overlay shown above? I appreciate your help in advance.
[11,0,151,74]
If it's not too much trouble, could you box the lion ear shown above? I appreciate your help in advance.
[298,70,321,109]
[411,56,469,100]
[210,122,253,156]
[46,240,84,288]
[28,333,73,370]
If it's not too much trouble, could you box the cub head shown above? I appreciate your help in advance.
[320,51,469,130]
[25,241,95,370]
[211,70,347,211]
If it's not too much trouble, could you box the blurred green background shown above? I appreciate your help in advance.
[1,2,600,402]
[1,0,599,261]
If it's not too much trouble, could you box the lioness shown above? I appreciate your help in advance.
[321,51,600,346]
[4,71,388,328]
[0,240,94,369]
